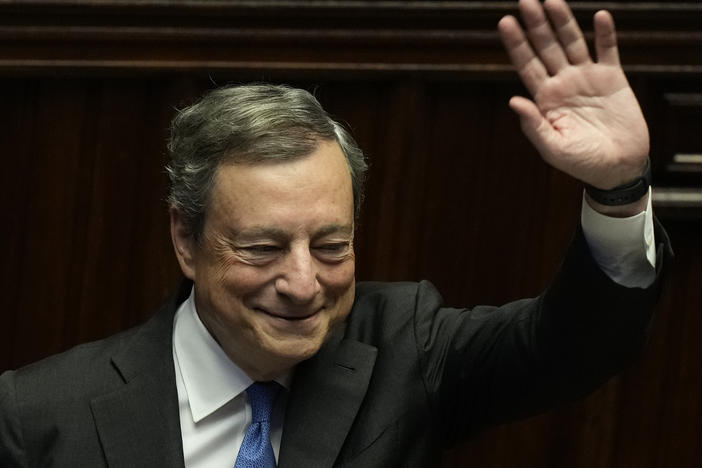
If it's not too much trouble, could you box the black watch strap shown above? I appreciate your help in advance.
[585,159,652,206]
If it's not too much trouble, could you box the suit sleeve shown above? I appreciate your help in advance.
[414,221,672,446]
[0,371,28,467]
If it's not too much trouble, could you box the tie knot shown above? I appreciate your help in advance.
[247,381,280,423]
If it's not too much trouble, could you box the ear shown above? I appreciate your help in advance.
[170,206,198,280]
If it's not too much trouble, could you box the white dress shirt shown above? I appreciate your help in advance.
[172,193,657,467]
[581,188,656,288]
[173,292,291,468]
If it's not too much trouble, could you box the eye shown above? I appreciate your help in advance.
[242,244,281,254]
[313,242,351,261]
[232,243,285,265]
[316,242,349,252]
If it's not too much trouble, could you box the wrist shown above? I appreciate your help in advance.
[584,189,649,218]
[584,158,651,207]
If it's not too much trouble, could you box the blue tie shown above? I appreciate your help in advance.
[234,382,280,468]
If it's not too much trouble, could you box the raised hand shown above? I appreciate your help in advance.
[498,0,649,190]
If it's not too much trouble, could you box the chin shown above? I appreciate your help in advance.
[266,334,327,365]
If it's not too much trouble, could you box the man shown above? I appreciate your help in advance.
[0,0,671,467]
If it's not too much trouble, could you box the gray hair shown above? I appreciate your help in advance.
[166,83,368,240]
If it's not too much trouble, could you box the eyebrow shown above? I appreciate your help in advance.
[231,224,354,242]
[314,224,354,238]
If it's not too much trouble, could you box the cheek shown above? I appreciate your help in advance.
[203,253,275,307]
[320,258,355,294]
[222,266,275,301]
[204,267,271,334]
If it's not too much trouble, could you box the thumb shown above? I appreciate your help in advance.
[509,96,558,161]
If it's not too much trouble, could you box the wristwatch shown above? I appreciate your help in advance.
[584,159,651,206]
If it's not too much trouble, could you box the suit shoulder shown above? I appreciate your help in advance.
[347,281,445,342]
[354,280,444,311]
[7,320,147,398]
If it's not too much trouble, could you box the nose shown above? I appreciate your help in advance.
[274,245,321,304]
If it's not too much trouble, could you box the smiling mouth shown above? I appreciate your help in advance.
[255,307,322,321]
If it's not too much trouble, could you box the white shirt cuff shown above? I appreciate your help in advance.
[581,187,656,288]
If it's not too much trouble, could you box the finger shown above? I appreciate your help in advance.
[543,0,592,65]
[508,96,558,162]
[593,10,620,65]
[498,15,549,96]
[518,0,569,74]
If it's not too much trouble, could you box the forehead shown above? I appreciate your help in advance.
[207,140,354,232]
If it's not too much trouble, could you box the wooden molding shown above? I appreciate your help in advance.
[652,186,702,219]
[0,1,701,75]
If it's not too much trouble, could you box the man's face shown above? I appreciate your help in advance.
[171,140,356,380]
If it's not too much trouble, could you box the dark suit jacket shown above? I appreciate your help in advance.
[0,228,671,467]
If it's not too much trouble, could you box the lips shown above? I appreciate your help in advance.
[254,307,323,321]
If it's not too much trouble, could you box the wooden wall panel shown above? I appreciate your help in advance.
[1,1,700,467]
[0,78,182,367]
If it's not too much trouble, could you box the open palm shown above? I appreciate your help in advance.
[499,0,649,189]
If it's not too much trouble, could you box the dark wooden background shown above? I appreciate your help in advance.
[1,1,701,466]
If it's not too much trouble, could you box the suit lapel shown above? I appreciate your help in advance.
[90,372,184,468]
[87,280,376,468]
[91,284,189,468]
[279,325,377,468]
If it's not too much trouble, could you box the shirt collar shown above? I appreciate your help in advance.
[173,287,292,423]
